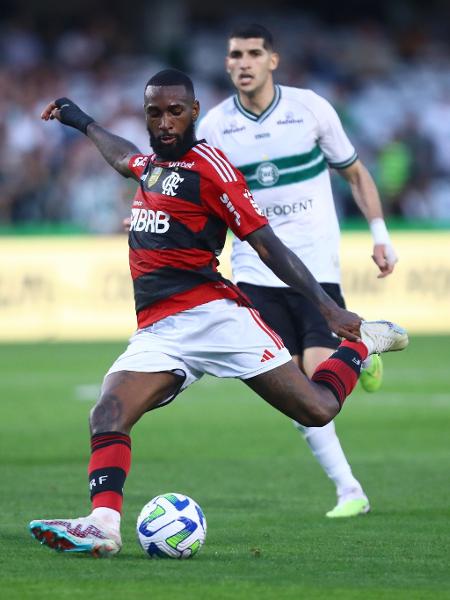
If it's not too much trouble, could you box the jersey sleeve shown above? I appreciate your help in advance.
[309,91,358,169]
[196,145,268,240]
[128,154,150,179]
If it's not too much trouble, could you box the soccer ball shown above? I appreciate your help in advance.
[136,492,207,558]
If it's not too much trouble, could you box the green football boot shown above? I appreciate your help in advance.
[326,497,370,518]
[359,353,383,393]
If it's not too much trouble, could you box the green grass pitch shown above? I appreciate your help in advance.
[0,336,449,599]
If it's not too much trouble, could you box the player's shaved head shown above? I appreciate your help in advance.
[146,69,195,100]
[229,24,274,51]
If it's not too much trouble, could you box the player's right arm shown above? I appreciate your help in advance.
[246,225,362,342]
[41,98,141,180]
[198,145,362,342]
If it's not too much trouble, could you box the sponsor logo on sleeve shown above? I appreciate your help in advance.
[243,188,264,216]
[219,193,241,226]
[132,156,148,168]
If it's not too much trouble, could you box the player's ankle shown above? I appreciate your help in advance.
[91,507,121,532]
[340,340,369,361]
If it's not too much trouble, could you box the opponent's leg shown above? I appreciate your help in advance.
[295,346,369,517]
[29,370,183,557]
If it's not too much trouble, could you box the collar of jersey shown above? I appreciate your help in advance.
[233,85,281,123]
[151,140,205,166]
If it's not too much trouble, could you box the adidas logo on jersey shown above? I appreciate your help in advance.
[260,349,275,362]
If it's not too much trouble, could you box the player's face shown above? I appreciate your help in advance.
[226,38,279,96]
[144,85,200,160]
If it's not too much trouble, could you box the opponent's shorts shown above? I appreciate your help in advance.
[238,282,346,356]
[106,299,291,407]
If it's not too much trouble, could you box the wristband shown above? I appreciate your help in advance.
[369,218,390,245]
[54,97,95,134]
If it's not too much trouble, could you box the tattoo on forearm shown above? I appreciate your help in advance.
[87,124,140,175]
[262,243,332,310]
[246,227,337,319]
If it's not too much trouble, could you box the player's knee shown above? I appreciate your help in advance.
[292,397,334,427]
[90,391,126,434]
[305,406,332,427]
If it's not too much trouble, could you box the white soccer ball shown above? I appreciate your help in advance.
[136,492,207,558]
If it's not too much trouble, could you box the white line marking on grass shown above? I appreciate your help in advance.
[362,393,450,407]
[75,384,101,401]
[384,367,450,383]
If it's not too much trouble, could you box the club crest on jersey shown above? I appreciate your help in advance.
[145,166,163,188]
[161,172,184,196]
[256,162,279,187]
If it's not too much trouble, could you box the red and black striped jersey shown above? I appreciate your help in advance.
[128,141,268,328]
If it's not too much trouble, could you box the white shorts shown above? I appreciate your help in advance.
[106,299,291,406]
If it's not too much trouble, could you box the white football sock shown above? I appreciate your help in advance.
[361,355,372,370]
[91,507,121,532]
[294,420,365,498]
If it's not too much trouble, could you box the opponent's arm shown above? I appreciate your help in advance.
[246,225,362,341]
[41,98,141,179]
[338,159,398,278]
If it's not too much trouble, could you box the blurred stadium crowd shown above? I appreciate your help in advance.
[1,8,450,232]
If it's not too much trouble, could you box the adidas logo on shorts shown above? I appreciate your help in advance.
[260,349,275,362]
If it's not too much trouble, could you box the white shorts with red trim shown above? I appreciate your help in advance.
[106,299,291,398]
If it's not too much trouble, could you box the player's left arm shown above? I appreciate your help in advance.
[338,159,398,278]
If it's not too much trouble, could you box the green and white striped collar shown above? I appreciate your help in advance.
[233,84,281,123]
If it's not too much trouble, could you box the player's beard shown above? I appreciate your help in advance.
[149,122,196,161]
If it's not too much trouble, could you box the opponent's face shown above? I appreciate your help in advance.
[226,37,279,95]
[144,85,200,160]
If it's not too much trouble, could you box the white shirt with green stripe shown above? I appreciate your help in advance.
[197,85,358,287]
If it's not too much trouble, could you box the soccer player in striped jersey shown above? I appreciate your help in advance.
[29,69,407,557]
[197,24,398,518]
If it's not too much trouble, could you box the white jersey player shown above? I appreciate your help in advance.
[197,24,398,518]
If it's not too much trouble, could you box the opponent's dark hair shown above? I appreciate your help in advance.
[229,24,274,50]
[146,69,195,98]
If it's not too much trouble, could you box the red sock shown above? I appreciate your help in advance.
[312,341,368,408]
[88,432,131,513]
